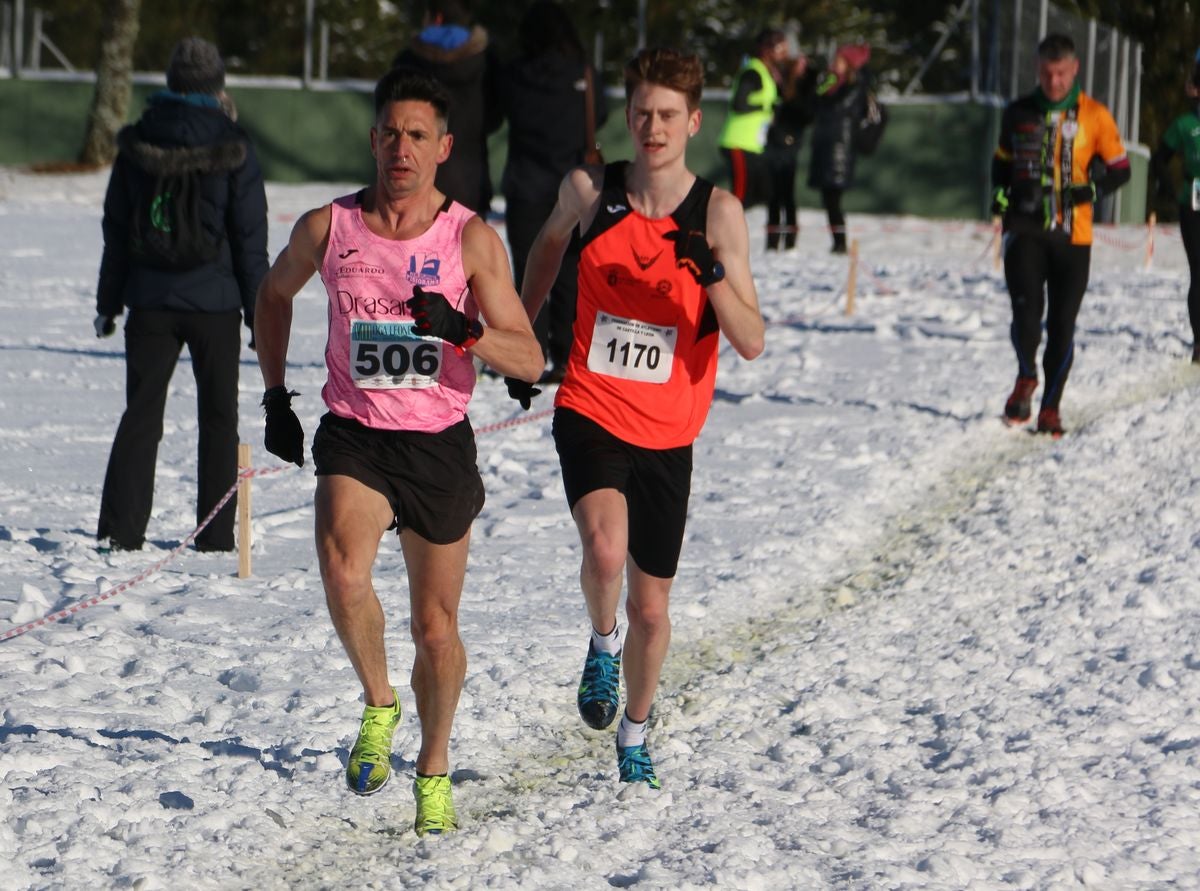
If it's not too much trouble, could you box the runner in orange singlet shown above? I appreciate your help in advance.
[511,47,765,788]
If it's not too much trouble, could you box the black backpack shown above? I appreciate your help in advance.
[130,168,224,271]
[855,91,888,156]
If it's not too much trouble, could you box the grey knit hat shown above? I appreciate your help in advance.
[167,37,225,95]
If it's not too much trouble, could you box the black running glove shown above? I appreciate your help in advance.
[406,286,470,345]
[1068,182,1097,205]
[663,229,722,286]
[504,377,542,411]
[261,386,305,467]
[990,187,1009,217]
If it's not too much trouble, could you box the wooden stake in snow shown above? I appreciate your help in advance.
[237,443,252,578]
[1146,212,1156,270]
[845,239,859,316]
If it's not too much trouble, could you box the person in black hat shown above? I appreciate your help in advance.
[94,36,269,552]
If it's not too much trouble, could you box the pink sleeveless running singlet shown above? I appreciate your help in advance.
[319,193,477,432]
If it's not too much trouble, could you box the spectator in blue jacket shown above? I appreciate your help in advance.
[392,0,502,215]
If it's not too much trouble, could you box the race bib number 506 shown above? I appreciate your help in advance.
[350,319,442,389]
[586,311,676,384]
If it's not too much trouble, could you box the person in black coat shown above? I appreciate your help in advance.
[94,37,268,552]
[807,43,870,254]
[392,0,502,216]
[498,0,607,380]
[765,52,815,250]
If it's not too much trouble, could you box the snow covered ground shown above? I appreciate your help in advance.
[1,167,1198,889]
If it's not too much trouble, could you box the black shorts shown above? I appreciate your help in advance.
[552,407,692,579]
[311,412,485,544]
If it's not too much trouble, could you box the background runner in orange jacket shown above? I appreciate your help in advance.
[992,32,1130,436]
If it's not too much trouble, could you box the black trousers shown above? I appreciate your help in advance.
[1003,231,1091,410]
[765,146,800,248]
[98,309,241,550]
[822,187,846,249]
[1179,203,1200,346]
[721,147,771,209]
[506,196,580,370]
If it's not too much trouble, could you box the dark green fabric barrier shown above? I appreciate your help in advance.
[0,78,1146,223]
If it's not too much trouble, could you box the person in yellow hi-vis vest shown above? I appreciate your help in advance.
[718,30,788,210]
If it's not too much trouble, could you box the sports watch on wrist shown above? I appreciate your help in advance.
[699,261,725,287]
[459,318,484,350]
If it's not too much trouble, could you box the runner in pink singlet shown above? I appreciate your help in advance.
[252,68,542,835]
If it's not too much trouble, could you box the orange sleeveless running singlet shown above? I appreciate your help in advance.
[555,163,721,449]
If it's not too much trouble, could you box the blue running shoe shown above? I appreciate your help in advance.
[577,641,620,729]
[617,740,661,789]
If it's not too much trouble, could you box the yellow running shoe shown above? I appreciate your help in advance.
[345,689,401,796]
[413,774,458,836]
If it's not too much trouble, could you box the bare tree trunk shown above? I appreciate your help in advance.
[79,0,141,166]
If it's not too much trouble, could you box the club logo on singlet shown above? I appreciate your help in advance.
[631,246,663,271]
[406,252,442,286]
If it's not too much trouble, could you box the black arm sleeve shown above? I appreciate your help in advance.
[226,139,270,323]
[1151,142,1176,199]
[990,106,1014,191]
[95,156,133,318]
[1091,155,1132,197]
[729,68,765,114]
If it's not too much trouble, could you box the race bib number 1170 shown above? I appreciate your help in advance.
[350,319,442,389]
[586,311,676,384]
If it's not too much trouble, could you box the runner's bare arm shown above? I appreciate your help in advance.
[461,217,544,383]
[255,205,330,389]
[520,167,601,324]
[705,188,765,359]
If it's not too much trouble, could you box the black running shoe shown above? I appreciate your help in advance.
[577,641,621,730]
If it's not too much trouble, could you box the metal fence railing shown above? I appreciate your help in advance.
[906,0,1140,146]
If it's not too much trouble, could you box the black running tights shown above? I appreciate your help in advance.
[1179,203,1200,346]
[1003,232,1091,410]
